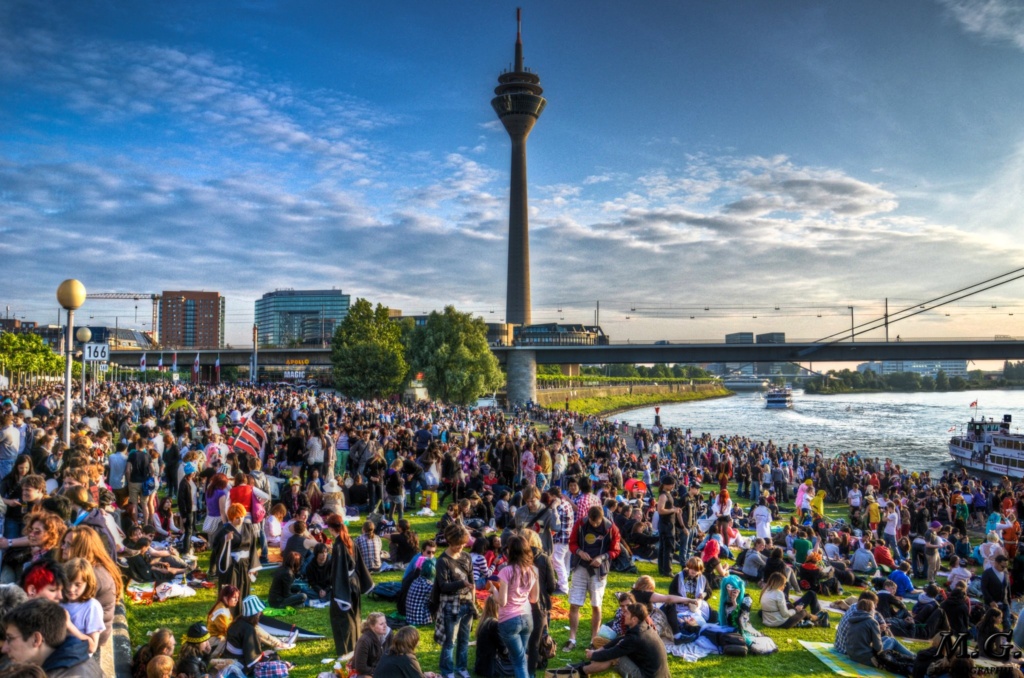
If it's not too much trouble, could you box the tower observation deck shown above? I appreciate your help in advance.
[492,8,546,327]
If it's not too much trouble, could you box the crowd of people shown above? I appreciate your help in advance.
[0,381,1022,678]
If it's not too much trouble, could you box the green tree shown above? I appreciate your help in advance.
[406,306,503,405]
[935,369,949,391]
[950,375,968,390]
[330,298,408,399]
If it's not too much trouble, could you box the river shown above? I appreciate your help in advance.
[617,390,1024,472]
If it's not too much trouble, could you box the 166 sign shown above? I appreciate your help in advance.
[83,343,109,362]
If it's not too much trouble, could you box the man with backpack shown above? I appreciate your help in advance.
[564,505,621,652]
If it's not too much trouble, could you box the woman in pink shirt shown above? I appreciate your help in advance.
[494,535,539,678]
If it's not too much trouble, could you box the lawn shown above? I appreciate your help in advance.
[125,485,922,678]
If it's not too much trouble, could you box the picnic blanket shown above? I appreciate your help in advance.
[798,641,902,678]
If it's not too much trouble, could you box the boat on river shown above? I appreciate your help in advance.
[722,375,769,391]
[948,414,1024,478]
[765,387,793,409]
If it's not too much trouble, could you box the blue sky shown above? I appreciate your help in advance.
[3,0,1024,346]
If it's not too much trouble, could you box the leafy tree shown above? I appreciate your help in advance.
[950,375,968,390]
[921,375,935,391]
[406,306,503,405]
[607,363,640,378]
[330,298,407,399]
[935,369,949,391]
[537,365,564,376]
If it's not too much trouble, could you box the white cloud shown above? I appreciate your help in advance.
[940,0,1024,50]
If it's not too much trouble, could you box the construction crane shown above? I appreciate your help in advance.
[86,293,161,344]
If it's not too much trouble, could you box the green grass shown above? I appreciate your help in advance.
[564,388,734,416]
[125,486,923,678]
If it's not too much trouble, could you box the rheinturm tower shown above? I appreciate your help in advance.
[492,8,546,327]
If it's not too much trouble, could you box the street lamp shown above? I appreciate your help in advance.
[57,279,86,447]
[76,326,92,409]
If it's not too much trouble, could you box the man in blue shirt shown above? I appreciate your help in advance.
[888,562,922,600]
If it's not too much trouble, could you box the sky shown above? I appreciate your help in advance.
[3,0,1024,348]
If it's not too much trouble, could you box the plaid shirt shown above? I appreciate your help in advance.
[355,535,382,571]
[405,578,434,625]
[575,492,602,527]
[554,500,575,545]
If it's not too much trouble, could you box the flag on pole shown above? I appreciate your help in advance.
[215,356,221,383]
[970,400,978,408]
[172,353,178,372]
[193,354,200,373]
[157,355,164,371]
[140,354,147,373]
[231,409,267,457]
[948,425,956,432]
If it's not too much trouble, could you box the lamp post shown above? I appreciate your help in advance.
[76,326,92,409]
[57,279,86,447]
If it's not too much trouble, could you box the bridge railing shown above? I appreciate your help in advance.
[536,376,721,389]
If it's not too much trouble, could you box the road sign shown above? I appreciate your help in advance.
[98,364,109,372]
[83,343,109,362]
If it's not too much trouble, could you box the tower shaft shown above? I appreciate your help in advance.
[492,8,545,329]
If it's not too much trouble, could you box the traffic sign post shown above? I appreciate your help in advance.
[83,343,109,362]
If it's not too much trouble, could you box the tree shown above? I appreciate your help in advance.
[330,298,408,399]
[406,306,503,405]
[935,369,949,391]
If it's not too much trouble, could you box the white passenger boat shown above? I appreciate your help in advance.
[722,375,769,391]
[765,387,793,409]
[948,415,1024,478]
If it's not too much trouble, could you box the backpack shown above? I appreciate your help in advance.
[250,494,267,524]
[369,580,402,602]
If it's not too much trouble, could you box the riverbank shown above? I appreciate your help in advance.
[562,387,733,416]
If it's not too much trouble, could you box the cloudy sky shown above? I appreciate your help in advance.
[3,0,1024,346]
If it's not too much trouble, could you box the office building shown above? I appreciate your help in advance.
[254,289,350,347]
[724,332,754,375]
[160,291,225,349]
[857,360,968,378]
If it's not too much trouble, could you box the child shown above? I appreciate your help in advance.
[146,655,174,678]
[946,555,973,591]
[62,557,104,654]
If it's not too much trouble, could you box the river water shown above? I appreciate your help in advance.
[617,390,1024,473]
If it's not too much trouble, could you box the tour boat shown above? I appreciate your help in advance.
[765,386,793,409]
[948,415,1024,478]
[722,375,769,391]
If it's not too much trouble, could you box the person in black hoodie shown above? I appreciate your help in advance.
[303,543,332,602]
[940,581,971,635]
[177,462,198,557]
[474,596,513,678]
[268,551,307,609]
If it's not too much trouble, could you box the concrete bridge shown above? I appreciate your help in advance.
[111,339,1024,401]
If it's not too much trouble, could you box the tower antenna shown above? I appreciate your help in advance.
[515,8,523,72]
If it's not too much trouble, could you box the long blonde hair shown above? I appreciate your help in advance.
[360,611,386,633]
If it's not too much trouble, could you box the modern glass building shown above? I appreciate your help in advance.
[254,289,351,347]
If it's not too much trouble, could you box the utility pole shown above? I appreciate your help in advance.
[884,298,889,343]
[847,306,855,343]
[252,324,259,385]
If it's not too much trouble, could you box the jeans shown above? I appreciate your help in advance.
[882,636,914,657]
[679,527,696,566]
[386,494,405,521]
[749,481,761,501]
[498,613,533,678]
[884,534,902,563]
[439,602,474,675]
[0,459,13,481]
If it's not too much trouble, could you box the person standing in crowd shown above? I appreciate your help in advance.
[656,475,681,577]
[565,505,621,652]
[208,503,258,614]
[678,480,702,566]
[493,534,538,678]
[550,488,574,594]
[326,514,373,657]
[435,523,476,678]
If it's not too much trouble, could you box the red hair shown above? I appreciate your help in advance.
[327,515,353,555]
[23,565,56,592]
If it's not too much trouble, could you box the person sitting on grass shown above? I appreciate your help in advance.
[759,572,829,629]
[577,602,671,678]
[351,612,391,678]
[268,551,307,609]
[851,539,879,575]
[302,543,332,602]
[372,626,440,678]
[873,540,897,574]
[888,562,922,600]
[404,558,436,627]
